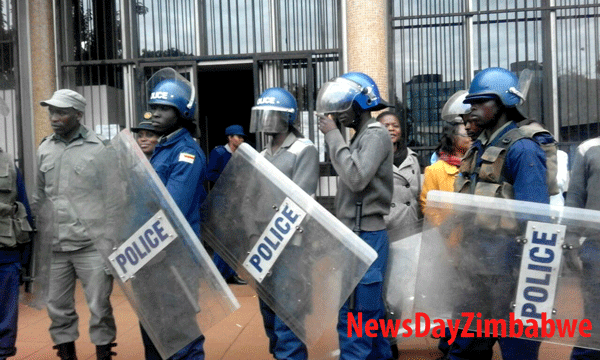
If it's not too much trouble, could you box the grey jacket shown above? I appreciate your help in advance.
[261,132,319,196]
[384,148,421,230]
[325,118,393,231]
[35,125,107,251]
[566,137,600,211]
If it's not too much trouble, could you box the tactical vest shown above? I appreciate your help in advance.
[454,120,559,232]
[0,151,32,248]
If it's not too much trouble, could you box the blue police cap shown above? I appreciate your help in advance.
[131,121,157,133]
[225,125,246,137]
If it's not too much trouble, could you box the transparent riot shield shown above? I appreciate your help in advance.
[384,220,423,326]
[414,190,600,351]
[201,143,378,346]
[21,198,54,309]
[67,130,239,359]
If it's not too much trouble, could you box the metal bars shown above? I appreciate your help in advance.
[556,0,600,143]
[391,0,600,159]
[203,0,339,56]
[136,0,198,57]
[0,0,20,166]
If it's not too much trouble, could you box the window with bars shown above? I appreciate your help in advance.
[0,0,20,164]
[391,0,600,163]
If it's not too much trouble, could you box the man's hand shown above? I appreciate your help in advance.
[317,114,337,134]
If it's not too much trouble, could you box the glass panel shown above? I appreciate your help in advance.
[0,0,19,163]
[279,0,339,52]
[471,8,544,123]
[392,1,552,163]
[72,0,122,61]
[59,65,127,140]
[393,1,467,161]
[202,0,339,56]
[556,2,600,142]
[204,0,271,55]
[136,0,198,57]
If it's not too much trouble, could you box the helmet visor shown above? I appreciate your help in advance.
[442,90,471,122]
[316,78,361,114]
[250,106,292,134]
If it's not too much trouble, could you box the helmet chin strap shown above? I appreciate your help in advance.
[344,118,360,129]
[345,104,365,129]
[186,85,196,110]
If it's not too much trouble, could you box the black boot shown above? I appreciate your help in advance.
[390,343,399,359]
[96,342,117,360]
[52,342,77,360]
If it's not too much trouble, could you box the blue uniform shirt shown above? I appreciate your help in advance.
[206,145,232,183]
[151,129,207,234]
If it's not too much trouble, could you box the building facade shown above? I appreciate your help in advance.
[2,0,600,196]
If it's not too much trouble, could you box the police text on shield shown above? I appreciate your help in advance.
[243,198,307,283]
[108,209,177,282]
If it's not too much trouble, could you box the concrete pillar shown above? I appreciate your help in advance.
[29,0,55,145]
[345,0,390,104]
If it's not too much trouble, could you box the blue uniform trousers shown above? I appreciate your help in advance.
[446,275,541,360]
[0,263,19,359]
[338,230,392,360]
[140,325,205,360]
[259,299,308,360]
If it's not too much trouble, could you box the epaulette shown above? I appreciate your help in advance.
[297,137,314,146]
[367,122,384,129]
[39,134,53,145]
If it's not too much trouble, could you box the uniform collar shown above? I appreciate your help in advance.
[352,117,377,141]
[51,124,89,144]
[264,132,297,156]
[157,128,186,146]
[224,143,233,153]
[478,121,514,146]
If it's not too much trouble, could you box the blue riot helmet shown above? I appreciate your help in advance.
[147,68,198,122]
[250,87,298,134]
[316,72,391,115]
[340,72,391,111]
[464,67,525,107]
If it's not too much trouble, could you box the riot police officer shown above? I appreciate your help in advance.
[250,87,319,360]
[140,69,208,360]
[451,67,553,360]
[0,149,33,359]
[317,72,394,360]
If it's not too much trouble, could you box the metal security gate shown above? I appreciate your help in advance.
[391,0,600,163]
[0,0,21,167]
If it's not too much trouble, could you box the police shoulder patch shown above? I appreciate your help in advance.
[288,138,313,155]
[178,152,195,164]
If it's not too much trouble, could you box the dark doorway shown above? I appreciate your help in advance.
[196,65,255,160]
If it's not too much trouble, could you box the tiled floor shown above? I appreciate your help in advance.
[14,282,573,359]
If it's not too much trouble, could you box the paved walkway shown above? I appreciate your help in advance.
[13,282,572,359]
